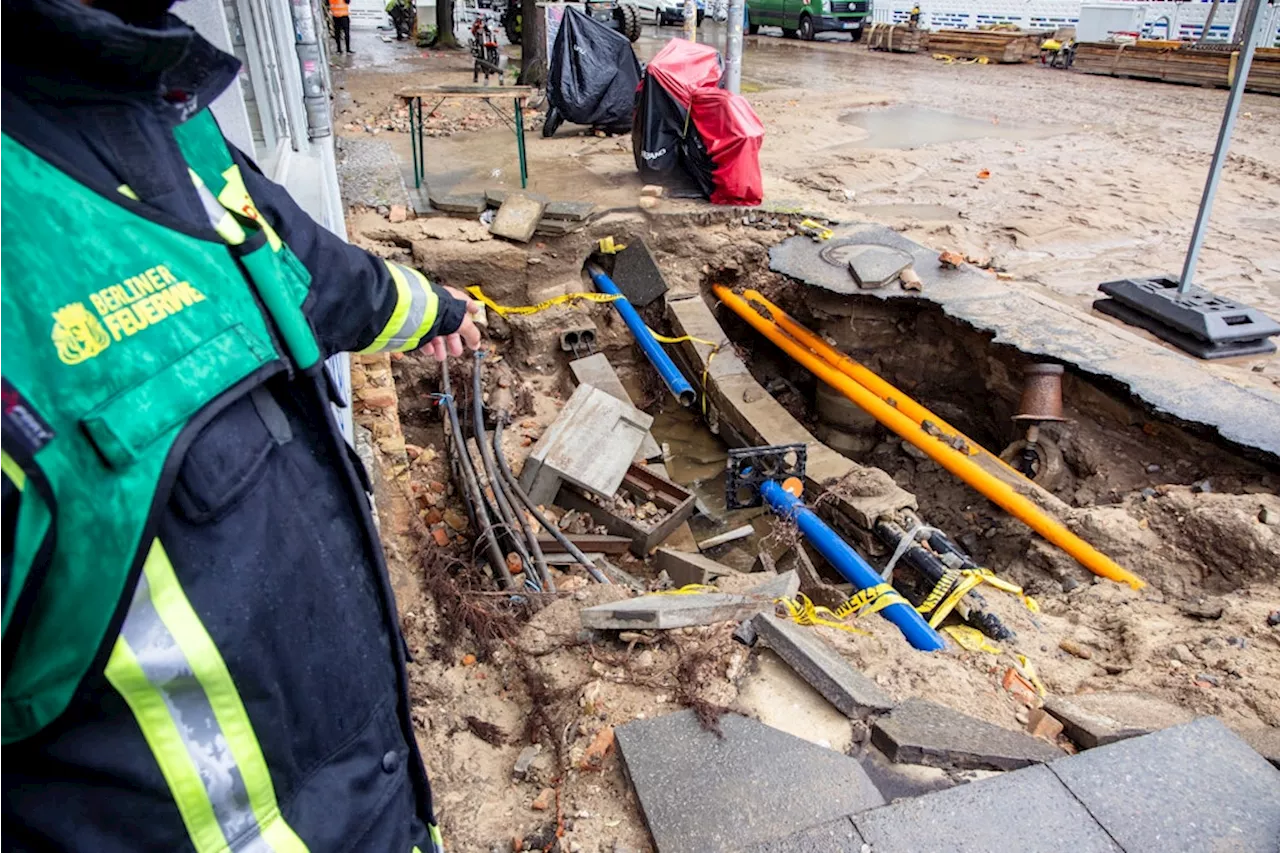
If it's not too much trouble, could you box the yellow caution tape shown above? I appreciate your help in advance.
[915,568,1038,629]
[465,285,621,318]
[655,583,721,595]
[798,219,833,240]
[598,236,627,254]
[1016,654,1047,697]
[776,594,871,636]
[942,625,1001,654]
[932,53,990,64]
[776,583,907,636]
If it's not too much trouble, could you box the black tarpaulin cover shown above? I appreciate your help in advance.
[546,7,643,130]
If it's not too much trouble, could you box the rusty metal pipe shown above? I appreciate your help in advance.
[714,285,1144,589]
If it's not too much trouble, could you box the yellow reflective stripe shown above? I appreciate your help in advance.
[140,541,309,853]
[218,165,283,252]
[1,451,27,491]
[106,637,231,853]
[118,184,140,200]
[358,261,413,354]
[388,266,440,352]
[188,169,247,245]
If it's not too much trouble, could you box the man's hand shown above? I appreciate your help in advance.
[426,286,483,361]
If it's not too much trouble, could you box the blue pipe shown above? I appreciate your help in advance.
[760,480,947,652]
[587,265,696,407]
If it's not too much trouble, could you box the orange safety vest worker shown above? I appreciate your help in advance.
[330,0,350,17]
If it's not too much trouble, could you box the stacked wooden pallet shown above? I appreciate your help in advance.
[866,23,927,54]
[927,29,1046,63]
[1074,41,1280,95]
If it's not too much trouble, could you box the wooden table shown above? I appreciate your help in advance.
[397,85,537,190]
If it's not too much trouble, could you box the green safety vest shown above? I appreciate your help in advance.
[1,108,322,743]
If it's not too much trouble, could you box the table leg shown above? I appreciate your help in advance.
[514,97,528,189]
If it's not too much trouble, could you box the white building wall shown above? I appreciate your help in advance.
[871,0,1280,47]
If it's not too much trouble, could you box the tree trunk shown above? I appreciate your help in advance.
[518,0,546,85]
[437,0,459,47]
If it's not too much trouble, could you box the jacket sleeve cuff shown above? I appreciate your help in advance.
[356,262,467,354]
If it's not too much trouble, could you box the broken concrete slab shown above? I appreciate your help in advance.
[751,613,894,719]
[735,651,858,753]
[846,245,913,290]
[665,295,915,529]
[1050,717,1280,853]
[740,817,865,852]
[1237,726,1280,770]
[854,765,1122,853]
[655,547,741,587]
[489,192,546,243]
[872,699,1065,771]
[609,239,669,309]
[519,383,654,507]
[770,224,1280,460]
[542,200,596,221]
[533,218,582,237]
[579,572,799,630]
[616,710,885,853]
[1044,690,1196,750]
[569,354,662,462]
[484,188,549,208]
[429,192,487,214]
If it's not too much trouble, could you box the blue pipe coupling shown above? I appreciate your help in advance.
[587,266,696,407]
[760,480,947,652]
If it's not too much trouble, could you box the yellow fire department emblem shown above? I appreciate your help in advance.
[52,302,112,365]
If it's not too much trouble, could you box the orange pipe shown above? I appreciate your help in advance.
[744,290,1026,481]
[714,285,1144,589]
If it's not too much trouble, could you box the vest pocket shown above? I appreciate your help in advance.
[80,324,273,469]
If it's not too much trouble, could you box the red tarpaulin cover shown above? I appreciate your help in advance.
[688,88,765,206]
[645,39,723,107]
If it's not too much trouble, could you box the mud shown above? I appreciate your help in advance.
[333,24,1280,853]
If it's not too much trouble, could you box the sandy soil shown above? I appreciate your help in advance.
[332,26,1280,853]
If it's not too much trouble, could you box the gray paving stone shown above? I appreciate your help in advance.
[854,765,1122,853]
[534,218,582,237]
[750,613,894,719]
[740,817,865,852]
[519,383,653,506]
[872,699,1064,771]
[429,192,487,214]
[847,245,913,289]
[581,572,799,630]
[609,239,668,308]
[1044,690,1195,750]
[1050,717,1280,853]
[616,710,885,853]
[490,192,546,243]
[654,547,741,587]
[569,354,662,462]
[543,200,596,221]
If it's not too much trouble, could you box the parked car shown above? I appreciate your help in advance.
[656,0,705,26]
[746,0,870,40]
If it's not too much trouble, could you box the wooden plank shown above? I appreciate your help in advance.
[1074,41,1280,95]
[536,533,633,555]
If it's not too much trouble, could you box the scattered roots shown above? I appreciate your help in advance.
[464,715,509,746]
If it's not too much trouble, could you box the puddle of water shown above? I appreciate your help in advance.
[838,104,1068,150]
[648,408,774,573]
[853,203,961,221]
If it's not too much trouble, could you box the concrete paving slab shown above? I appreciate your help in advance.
[616,710,885,853]
[740,817,865,852]
[520,383,653,506]
[1050,717,1280,853]
[854,765,1122,853]
[769,225,1280,460]
[569,354,662,462]
[847,245,913,290]
[543,200,596,221]
[429,192,487,214]
[490,193,546,243]
[579,572,798,630]
[1044,691,1195,750]
[750,613,894,719]
[654,547,741,587]
[872,699,1065,770]
[533,218,582,237]
[609,239,668,308]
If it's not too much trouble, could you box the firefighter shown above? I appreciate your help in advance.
[1,0,481,849]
